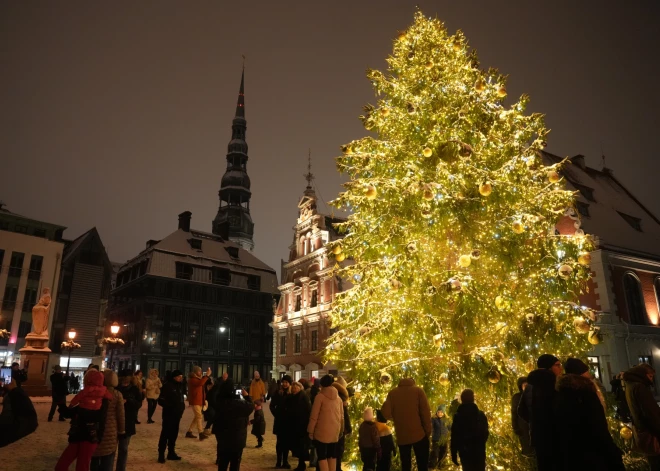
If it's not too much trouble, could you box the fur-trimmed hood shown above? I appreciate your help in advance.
[623,365,653,386]
[556,373,597,393]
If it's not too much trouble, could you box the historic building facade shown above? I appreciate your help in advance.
[273,167,346,381]
[546,152,660,388]
[106,70,278,384]
[0,203,65,366]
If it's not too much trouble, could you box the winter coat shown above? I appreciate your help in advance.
[518,368,557,458]
[251,408,266,436]
[93,387,125,457]
[116,382,141,436]
[359,421,380,449]
[553,374,624,471]
[381,378,432,446]
[67,401,109,444]
[269,388,290,435]
[450,403,488,463]
[249,378,266,401]
[376,422,396,457]
[342,402,352,437]
[0,385,38,448]
[50,372,70,398]
[145,370,162,400]
[431,416,449,444]
[283,390,312,457]
[511,391,532,456]
[158,380,186,418]
[307,386,344,444]
[187,373,210,406]
[212,395,254,452]
[624,366,660,441]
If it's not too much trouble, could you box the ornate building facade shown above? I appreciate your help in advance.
[273,164,346,381]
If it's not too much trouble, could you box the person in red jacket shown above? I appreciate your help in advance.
[186,366,211,440]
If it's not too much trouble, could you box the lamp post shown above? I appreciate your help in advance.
[61,329,81,375]
[103,322,123,371]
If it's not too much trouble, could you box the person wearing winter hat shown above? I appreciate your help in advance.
[332,380,352,471]
[90,370,125,471]
[283,381,312,471]
[517,355,561,471]
[374,410,396,471]
[623,364,660,470]
[308,375,344,471]
[157,369,186,463]
[212,378,254,471]
[358,407,380,471]
[429,405,449,469]
[270,374,293,468]
[510,377,533,457]
[564,358,606,409]
[55,369,114,471]
[450,390,489,471]
[554,359,624,470]
[116,369,141,471]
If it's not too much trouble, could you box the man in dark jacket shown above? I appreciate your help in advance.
[157,370,186,463]
[624,364,660,470]
[0,379,38,447]
[116,369,141,471]
[450,389,488,471]
[554,359,624,471]
[270,374,292,468]
[518,354,562,471]
[284,381,312,471]
[48,365,69,422]
[213,378,254,471]
[510,377,532,457]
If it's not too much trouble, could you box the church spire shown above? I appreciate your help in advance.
[304,149,315,190]
[235,57,245,119]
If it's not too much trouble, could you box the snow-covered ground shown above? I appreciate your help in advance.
[3,396,279,471]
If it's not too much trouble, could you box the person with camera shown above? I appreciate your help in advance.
[212,379,254,471]
[157,370,186,463]
[186,366,212,440]
[48,365,70,422]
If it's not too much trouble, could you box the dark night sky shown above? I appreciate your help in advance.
[2,1,659,278]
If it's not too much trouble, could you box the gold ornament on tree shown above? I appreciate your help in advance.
[470,249,481,260]
[433,333,443,347]
[422,185,435,201]
[620,426,633,441]
[478,182,492,196]
[588,329,601,345]
[458,254,472,268]
[547,170,560,183]
[497,86,507,98]
[577,252,591,266]
[474,79,485,92]
[439,373,450,386]
[380,371,392,385]
[573,317,590,334]
[335,253,346,262]
[381,108,390,117]
[558,264,573,279]
[512,220,525,234]
[365,185,377,200]
[332,245,342,255]
[425,61,433,70]
[487,368,501,384]
[423,147,433,158]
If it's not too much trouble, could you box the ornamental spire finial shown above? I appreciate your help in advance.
[304,149,315,189]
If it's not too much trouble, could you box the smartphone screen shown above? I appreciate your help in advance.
[235,389,242,396]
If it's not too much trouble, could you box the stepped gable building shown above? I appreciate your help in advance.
[273,157,346,381]
[0,203,65,367]
[50,227,113,375]
[107,69,278,384]
[545,151,660,387]
[213,67,255,252]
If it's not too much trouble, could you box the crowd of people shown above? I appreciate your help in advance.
[2,356,660,471]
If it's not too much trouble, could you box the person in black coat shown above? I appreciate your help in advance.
[450,389,488,471]
[332,381,352,471]
[270,375,292,468]
[212,378,254,471]
[116,369,141,471]
[554,361,624,471]
[0,379,38,448]
[157,370,186,463]
[283,382,312,471]
[511,376,533,457]
[518,354,562,471]
[49,366,70,422]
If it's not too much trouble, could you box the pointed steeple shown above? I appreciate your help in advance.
[235,60,245,119]
[212,62,254,251]
[304,149,315,190]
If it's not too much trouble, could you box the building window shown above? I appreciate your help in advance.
[175,262,193,280]
[576,201,590,218]
[617,211,643,232]
[8,252,24,278]
[225,247,240,259]
[247,275,260,290]
[311,290,318,307]
[639,355,653,367]
[22,287,38,313]
[28,255,43,281]
[14,225,28,234]
[311,330,318,352]
[212,267,231,286]
[587,356,601,381]
[170,308,182,327]
[294,370,302,381]
[168,332,180,348]
[623,272,648,325]
[2,284,18,311]
[295,295,301,311]
[280,335,286,355]
[186,329,198,349]
[165,360,178,372]
[188,238,202,250]
[294,332,301,354]
[149,331,162,348]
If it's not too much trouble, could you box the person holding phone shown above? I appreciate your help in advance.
[186,366,212,440]
[212,380,254,471]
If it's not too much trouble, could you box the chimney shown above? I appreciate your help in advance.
[570,154,586,170]
[178,211,192,232]
[146,239,160,249]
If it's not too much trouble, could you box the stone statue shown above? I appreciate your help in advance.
[31,288,52,336]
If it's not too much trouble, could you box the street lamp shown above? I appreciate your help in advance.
[61,329,81,375]
[103,322,124,371]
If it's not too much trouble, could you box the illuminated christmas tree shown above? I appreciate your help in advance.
[325,12,602,470]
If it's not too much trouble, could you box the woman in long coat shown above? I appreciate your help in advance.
[90,371,125,471]
[283,382,312,471]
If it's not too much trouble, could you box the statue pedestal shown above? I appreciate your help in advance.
[19,334,52,396]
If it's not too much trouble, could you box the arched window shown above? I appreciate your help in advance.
[624,272,647,325]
